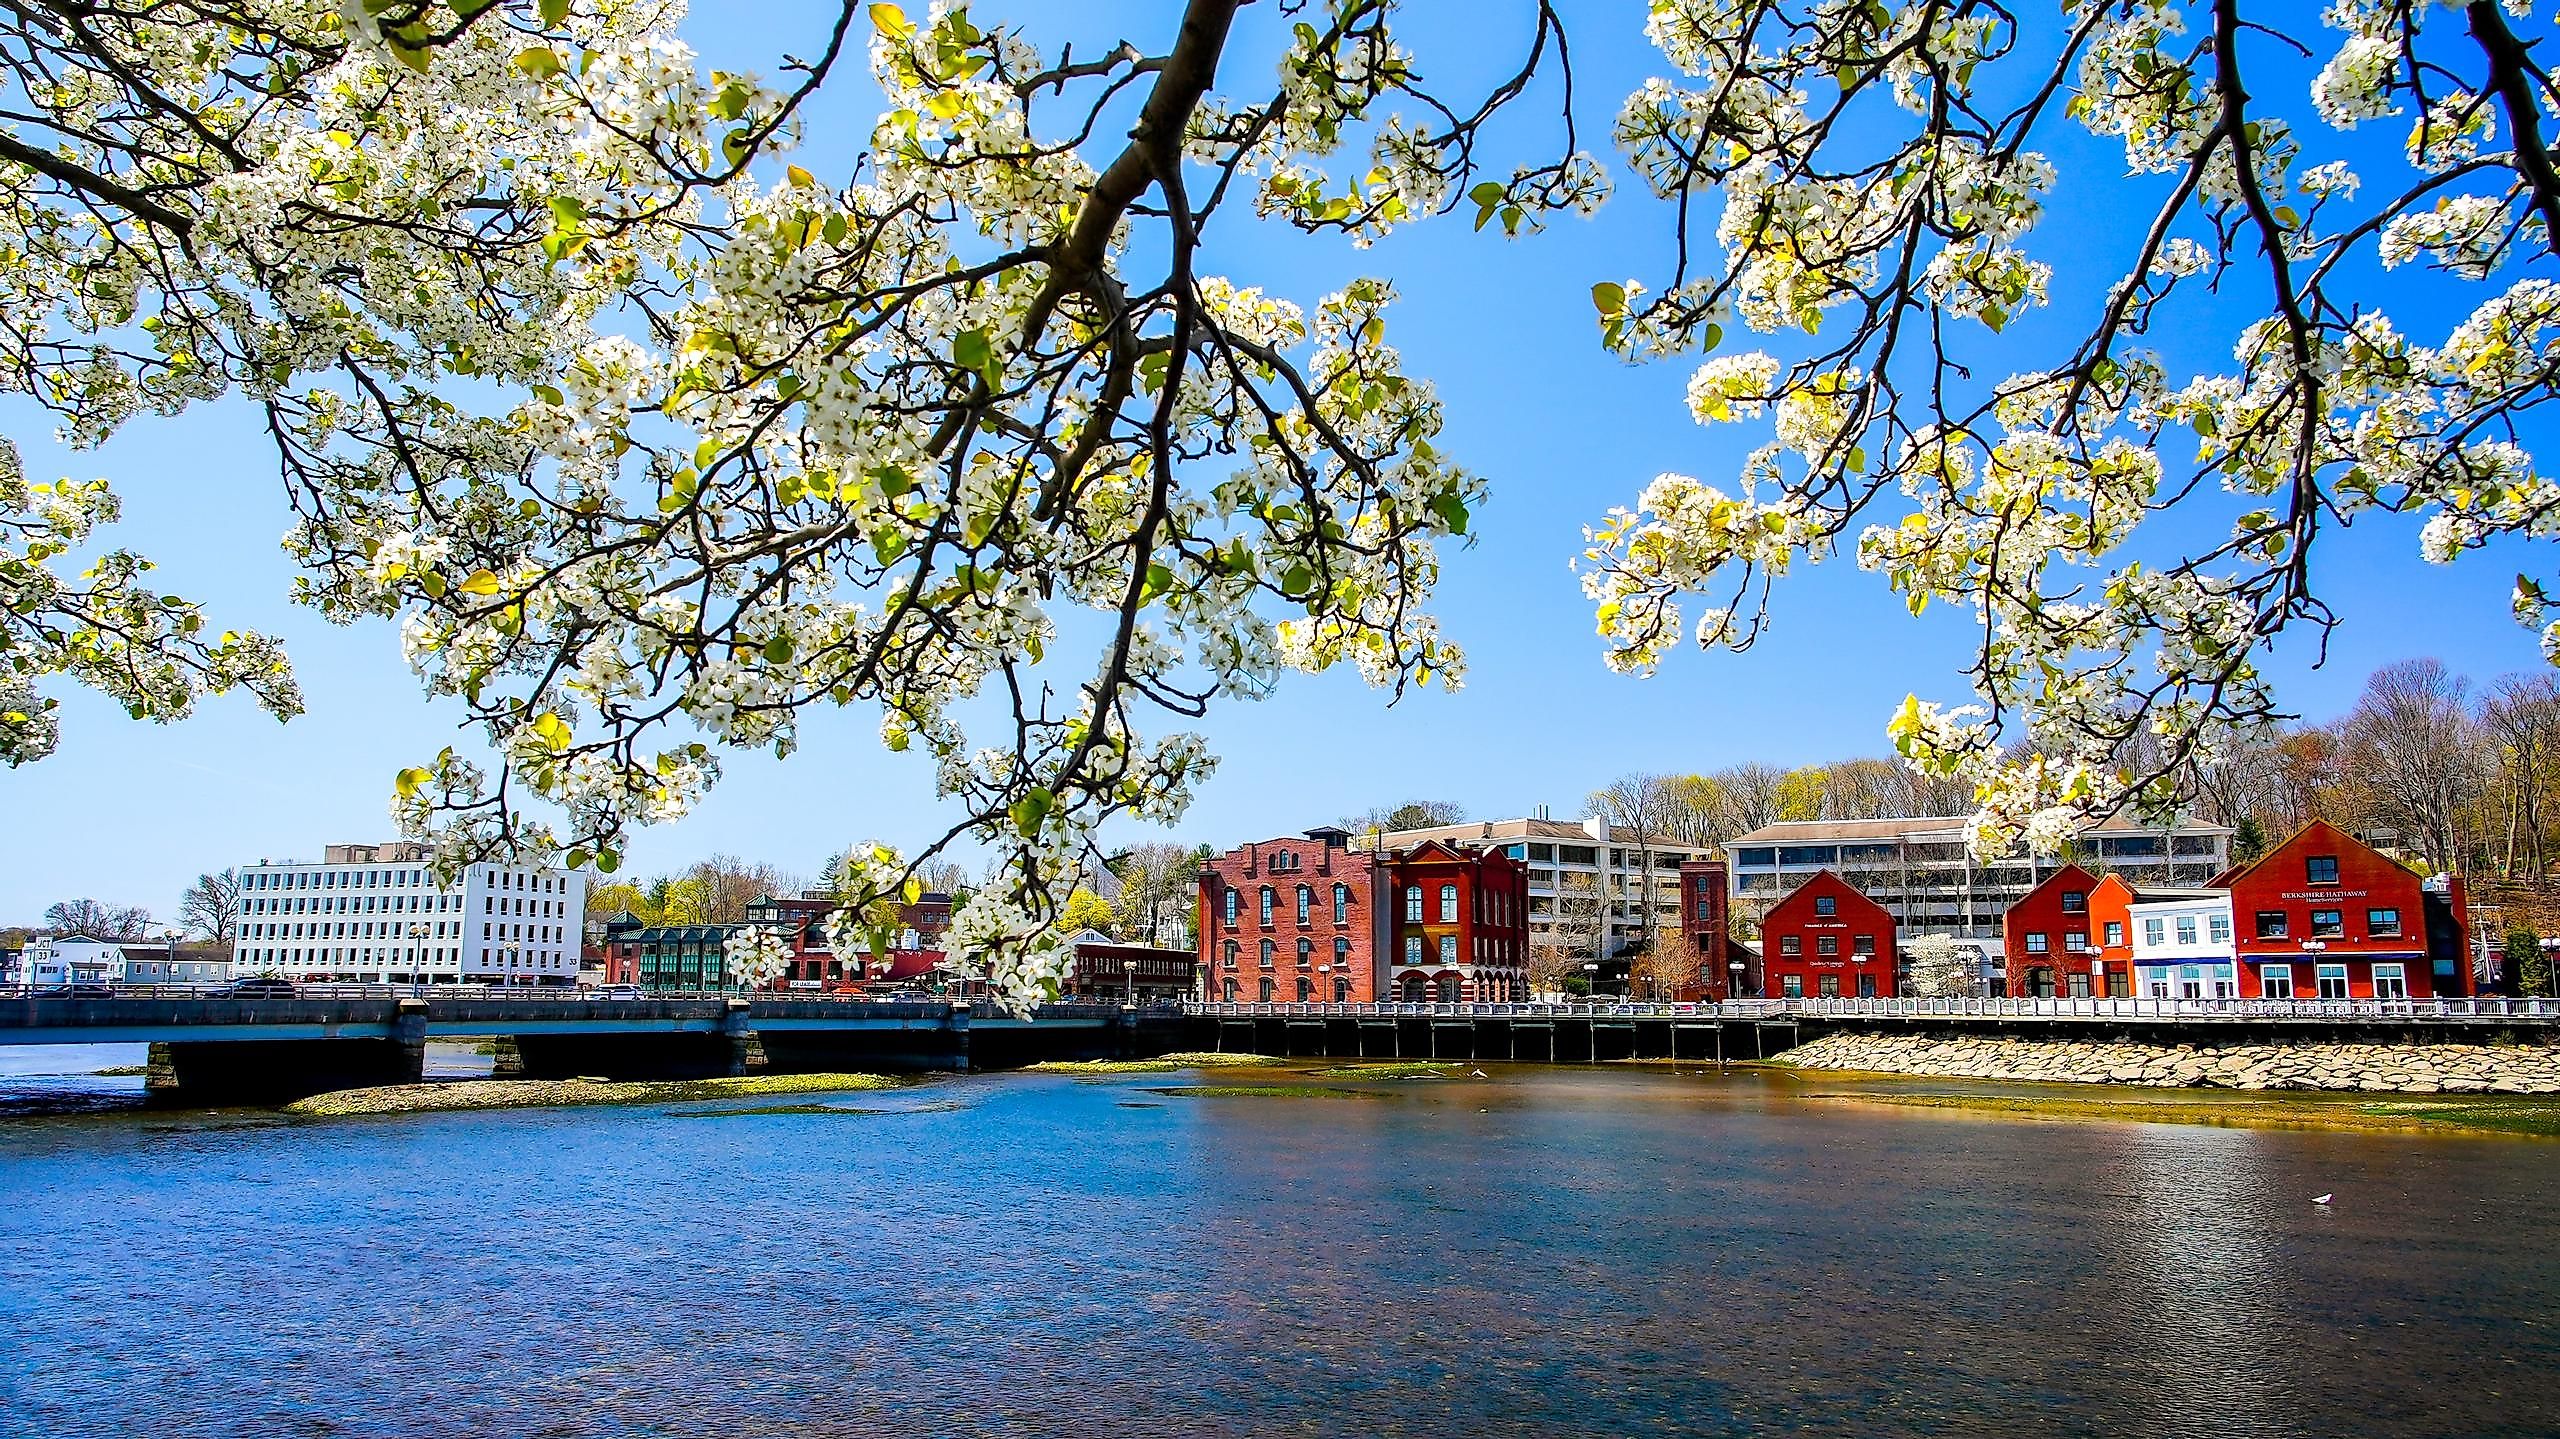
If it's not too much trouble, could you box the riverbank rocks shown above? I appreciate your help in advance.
[1779,1032,2560,1094]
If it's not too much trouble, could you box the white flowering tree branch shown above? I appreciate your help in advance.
[2,0,1590,1009]
[1580,0,2560,858]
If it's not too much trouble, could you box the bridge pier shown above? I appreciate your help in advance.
[146,999,429,1105]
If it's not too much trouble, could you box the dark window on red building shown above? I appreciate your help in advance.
[1853,935,1874,956]
[2306,856,2340,886]
[1817,936,1838,956]
[2368,907,2401,937]
[2255,911,2288,939]
[2025,932,2048,953]
[1780,935,1802,956]
[1814,896,1837,917]
[2309,909,2344,938]
[2061,890,2087,913]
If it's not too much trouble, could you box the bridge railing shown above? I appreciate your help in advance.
[1185,996,2560,1022]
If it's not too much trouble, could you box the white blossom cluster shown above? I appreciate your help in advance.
[1582,0,2560,857]
[723,923,792,991]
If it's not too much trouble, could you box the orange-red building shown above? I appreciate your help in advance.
[2002,864,2100,998]
[1196,828,1530,1002]
[2225,820,2473,999]
[1759,870,1898,999]
[2082,873,2141,997]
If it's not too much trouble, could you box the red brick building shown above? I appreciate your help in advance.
[1198,826,1387,1003]
[2002,864,2101,998]
[1667,858,1760,999]
[2225,820,2473,999]
[1380,840,1532,1003]
[1760,870,1898,999]
[1195,828,1531,1003]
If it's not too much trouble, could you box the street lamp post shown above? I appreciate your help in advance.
[1122,958,1137,1007]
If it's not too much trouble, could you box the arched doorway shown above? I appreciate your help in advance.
[1398,973,1429,1002]
[1435,972,1463,1003]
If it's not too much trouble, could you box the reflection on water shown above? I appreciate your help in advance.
[0,1064,2555,1438]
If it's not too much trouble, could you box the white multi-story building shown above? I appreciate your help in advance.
[1381,811,1707,971]
[230,841,587,986]
[2126,890,2237,999]
[1725,816,2233,943]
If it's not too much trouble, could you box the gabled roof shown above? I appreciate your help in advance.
[1766,868,1896,922]
[2213,817,2422,892]
[2008,862,2101,916]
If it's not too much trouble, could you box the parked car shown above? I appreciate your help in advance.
[588,984,644,1000]
[223,976,299,998]
[55,983,114,999]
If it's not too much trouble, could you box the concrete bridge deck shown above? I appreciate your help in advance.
[1185,996,2560,1063]
[0,988,1181,1101]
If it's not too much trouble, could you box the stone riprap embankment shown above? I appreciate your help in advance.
[1782,1031,2560,1094]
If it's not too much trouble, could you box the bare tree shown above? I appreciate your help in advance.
[2481,674,2560,881]
[684,854,803,923]
[1820,759,1904,820]
[177,869,240,944]
[44,898,154,940]
[1589,774,1677,966]
[1711,762,1789,835]
[1347,800,1471,835]
[2338,660,2483,871]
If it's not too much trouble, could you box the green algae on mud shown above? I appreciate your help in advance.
[284,1071,906,1118]
[1140,1083,1383,1100]
[1306,1062,1455,1080]
[1785,1073,2560,1139]
[1022,1052,1282,1074]
[669,1097,968,1119]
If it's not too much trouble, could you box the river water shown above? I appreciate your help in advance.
[2,1061,2556,1438]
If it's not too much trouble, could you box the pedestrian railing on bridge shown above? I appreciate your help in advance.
[1187,996,2560,1023]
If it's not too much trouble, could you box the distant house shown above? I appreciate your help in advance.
[1059,931,1198,1002]
[1758,871,1898,1000]
[2125,890,2237,999]
[20,936,128,988]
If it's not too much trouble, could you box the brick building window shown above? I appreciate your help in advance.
[1439,935,1457,965]
[2367,907,2402,937]
[2306,855,2340,886]
[1259,887,1274,926]
[1404,886,1422,922]
[1404,935,1423,964]
[1439,884,1458,922]
[1780,935,1802,956]
[1335,938,1351,968]
[1297,977,1313,1001]
[1296,885,1312,925]
[2256,911,2288,940]
[1817,936,1838,956]
[1258,940,1274,969]
[1334,885,1350,924]
[1297,939,1313,967]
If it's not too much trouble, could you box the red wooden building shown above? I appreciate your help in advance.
[2080,873,2141,998]
[1759,870,1898,999]
[1195,827,1530,1003]
[2001,863,2101,998]
[2224,820,2473,999]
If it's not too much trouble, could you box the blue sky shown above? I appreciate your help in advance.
[3,1,2544,924]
